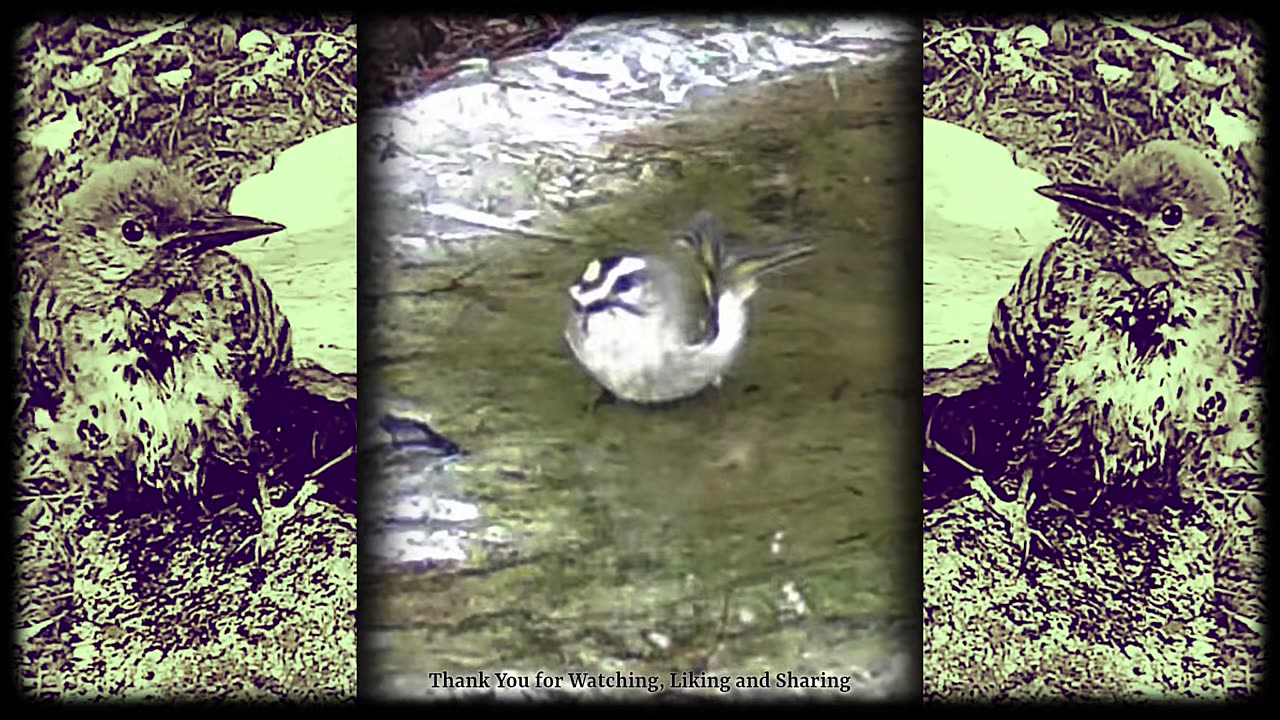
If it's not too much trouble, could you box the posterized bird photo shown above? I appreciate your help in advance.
[922,17,1263,700]
[13,17,357,700]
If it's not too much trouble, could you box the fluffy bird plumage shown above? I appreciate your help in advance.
[989,141,1262,516]
[19,158,292,501]
[565,210,814,404]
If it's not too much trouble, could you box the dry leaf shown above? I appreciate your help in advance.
[107,58,134,98]
[1094,61,1133,86]
[55,64,103,93]
[238,29,272,55]
[1204,101,1254,151]
[154,67,191,92]
[1015,25,1049,51]
[1152,54,1179,93]
[29,106,82,154]
[1050,20,1069,52]
[1185,59,1234,88]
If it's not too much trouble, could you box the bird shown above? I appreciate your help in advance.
[981,140,1262,558]
[17,157,303,558]
[564,210,815,404]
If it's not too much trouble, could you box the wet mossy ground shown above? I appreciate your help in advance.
[364,50,919,697]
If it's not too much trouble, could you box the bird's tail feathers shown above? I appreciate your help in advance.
[721,239,816,298]
[673,210,815,302]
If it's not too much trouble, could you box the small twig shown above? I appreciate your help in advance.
[15,614,63,644]
[1221,607,1264,635]
[14,491,80,502]
[1099,17,1195,61]
[289,31,358,49]
[94,18,190,65]
[383,263,485,299]
[929,436,985,476]
[321,65,349,94]
[924,399,984,475]
[301,54,342,92]
[213,56,267,85]
[426,202,575,244]
[305,444,354,480]
[687,590,733,674]
[922,25,999,51]
[167,91,185,157]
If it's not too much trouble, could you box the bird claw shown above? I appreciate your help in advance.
[923,432,1047,569]
[971,466,1048,571]
[242,474,319,565]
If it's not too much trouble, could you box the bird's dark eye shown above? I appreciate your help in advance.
[121,220,145,242]
[611,270,645,294]
[1160,204,1183,226]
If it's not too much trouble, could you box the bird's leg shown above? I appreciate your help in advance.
[237,468,318,565]
[924,412,1045,564]
[970,464,1045,570]
[586,388,617,414]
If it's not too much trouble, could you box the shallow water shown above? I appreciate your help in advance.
[363,51,918,697]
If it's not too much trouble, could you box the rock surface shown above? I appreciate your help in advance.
[923,118,1062,371]
[229,123,358,375]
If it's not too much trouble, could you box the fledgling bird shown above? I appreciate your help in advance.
[18,158,298,549]
[564,210,815,404]
[984,141,1262,555]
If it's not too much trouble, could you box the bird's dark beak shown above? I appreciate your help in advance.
[1035,182,1140,236]
[169,212,285,254]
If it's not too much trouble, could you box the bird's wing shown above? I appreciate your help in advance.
[672,211,725,337]
[987,223,1091,387]
[1226,223,1265,380]
[191,250,294,389]
[16,260,69,414]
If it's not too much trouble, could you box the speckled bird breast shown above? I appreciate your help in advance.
[51,287,254,497]
[1036,274,1257,500]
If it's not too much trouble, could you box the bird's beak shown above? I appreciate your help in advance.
[1035,183,1140,236]
[168,212,286,254]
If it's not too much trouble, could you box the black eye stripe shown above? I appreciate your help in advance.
[573,255,648,295]
[609,269,646,293]
[583,298,647,317]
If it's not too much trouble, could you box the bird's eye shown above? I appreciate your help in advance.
[1160,204,1183,226]
[121,220,145,243]
[611,270,645,294]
